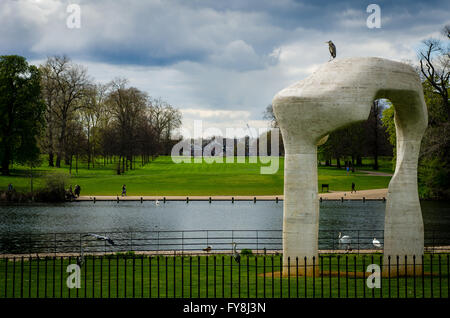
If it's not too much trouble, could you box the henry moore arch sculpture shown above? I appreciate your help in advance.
[272,57,428,276]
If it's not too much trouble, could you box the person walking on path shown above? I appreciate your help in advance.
[121,184,127,197]
[74,185,81,198]
[351,182,356,193]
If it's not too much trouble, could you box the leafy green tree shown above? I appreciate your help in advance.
[0,55,45,175]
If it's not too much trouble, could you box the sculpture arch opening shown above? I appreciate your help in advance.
[272,57,428,276]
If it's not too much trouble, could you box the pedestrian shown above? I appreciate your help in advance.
[122,184,127,197]
[74,185,81,198]
[346,166,349,175]
[7,183,13,192]
[351,182,356,193]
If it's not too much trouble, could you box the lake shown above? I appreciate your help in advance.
[0,200,448,253]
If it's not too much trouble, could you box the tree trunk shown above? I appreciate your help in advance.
[1,156,10,176]
[117,155,121,175]
[336,157,341,169]
[48,152,54,167]
[356,156,362,166]
[56,117,67,168]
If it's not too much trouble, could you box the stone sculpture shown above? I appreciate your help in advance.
[272,57,428,276]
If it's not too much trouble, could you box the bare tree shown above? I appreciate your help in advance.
[418,33,449,121]
[43,56,91,167]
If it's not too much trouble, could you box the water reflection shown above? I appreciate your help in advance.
[0,200,448,253]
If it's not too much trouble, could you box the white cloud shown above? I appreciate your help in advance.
[9,0,450,138]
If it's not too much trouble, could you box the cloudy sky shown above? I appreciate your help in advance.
[1,0,449,136]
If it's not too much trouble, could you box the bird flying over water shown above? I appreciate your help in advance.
[326,40,336,60]
[83,233,115,246]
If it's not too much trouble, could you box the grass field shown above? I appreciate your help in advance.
[0,253,447,298]
[0,156,393,196]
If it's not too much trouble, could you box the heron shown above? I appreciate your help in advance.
[325,40,336,60]
[77,233,115,268]
[83,233,115,246]
[372,237,382,248]
[232,242,240,263]
[338,232,351,251]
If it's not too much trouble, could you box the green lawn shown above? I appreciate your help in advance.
[0,156,392,196]
[0,254,447,298]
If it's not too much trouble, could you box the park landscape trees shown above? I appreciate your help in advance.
[0,55,45,176]
[0,54,182,183]
[382,26,449,199]
[37,56,182,176]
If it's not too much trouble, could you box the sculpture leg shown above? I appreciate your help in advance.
[383,94,427,276]
[283,144,319,276]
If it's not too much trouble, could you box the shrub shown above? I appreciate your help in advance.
[35,171,69,202]
[240,249,253,256]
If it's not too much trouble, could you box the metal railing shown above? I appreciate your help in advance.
[0,230,449,256]
[0,254,448,298]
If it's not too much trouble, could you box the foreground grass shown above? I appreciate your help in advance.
[0,254,447,298]
[0,156,392,196]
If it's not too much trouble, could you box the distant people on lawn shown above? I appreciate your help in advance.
[66,185,76,201]
[351,182,356,193]
[7,183,13,192]
[74,185,81,198]
[122,184,127,197]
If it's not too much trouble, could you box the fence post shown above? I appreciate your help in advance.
[413,255,416,298]
[173,256,176,298]
[190,256,193,298]
[404,255,407,298]
[93,256,96,298]
[430,254,433,298]
[165,256,168,298]
[396,255,399,298]
[44,256,47,298]
[337,255,340,298]
[254,256,258,298]
[439,254,442,298]
[421,254,425,298]
[214,255,217,298]
[263,256,266,298]
[100,257,103,298]
[312,256,315,298]
[388,255,391,298]
[345,255,348,298]
[287,257,290,298]
[320,256,323,298]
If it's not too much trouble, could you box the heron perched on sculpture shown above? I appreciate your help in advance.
[326,40,336,60]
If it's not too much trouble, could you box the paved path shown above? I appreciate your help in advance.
[358,170,393,177]
[76,188,388,201]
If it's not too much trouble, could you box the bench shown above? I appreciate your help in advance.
[321,184,329,192]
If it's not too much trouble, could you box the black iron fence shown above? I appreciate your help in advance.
[0,254,448,298]
[1,230,449,255]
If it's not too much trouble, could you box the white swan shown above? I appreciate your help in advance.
[338,232,351,251]
[372,237,382,248]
